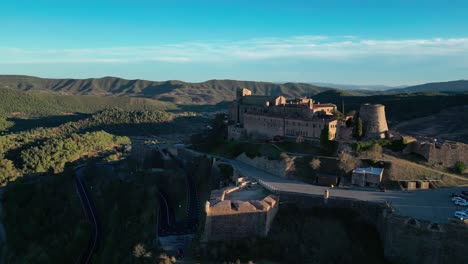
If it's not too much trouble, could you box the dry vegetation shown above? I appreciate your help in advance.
[367,153,468,187]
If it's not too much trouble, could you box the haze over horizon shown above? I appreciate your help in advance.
[2,0,468,86]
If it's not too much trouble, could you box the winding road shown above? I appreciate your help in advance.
[74,166,102,264]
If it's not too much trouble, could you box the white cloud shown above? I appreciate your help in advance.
[1,36,468,64]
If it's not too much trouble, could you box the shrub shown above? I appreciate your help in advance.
[454,161,465,174]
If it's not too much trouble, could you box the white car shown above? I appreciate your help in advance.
[452,197,466,204]
[454,211,468,220]
[452,197,465,202]
[454,199,468,206]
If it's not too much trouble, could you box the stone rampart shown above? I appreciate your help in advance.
[404,140,468,167]
[235,153,295,178]
[279,192,468,264]
[204,191,279,241]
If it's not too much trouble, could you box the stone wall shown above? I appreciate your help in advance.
[204,193,279,241]
[227,125,245,141]
[243,113,338,140]
[279,193,468,264]
[235,153,295,178]
[204,203,279,241]
[404,140,468,167]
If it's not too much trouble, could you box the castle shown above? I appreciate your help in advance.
[228,88,339,140]
[203,180,279,241]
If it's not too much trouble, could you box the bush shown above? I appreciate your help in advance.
[351,139,407,152]
[454,161,465,174]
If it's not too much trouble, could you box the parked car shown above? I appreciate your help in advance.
[454,211,468,220]
[451,193,467,199]
[462,190,468,196]
[451,197,466,202]
[454,199,468,206]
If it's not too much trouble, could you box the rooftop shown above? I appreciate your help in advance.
[353,167,384,175]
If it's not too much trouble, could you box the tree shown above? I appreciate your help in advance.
[366,143,383,161]
[332,109,344,120]
[296,135,304,143]
[338,152,359,175]
[354,118,363,139]
[454,161,465,174]
[0,116,14,131]
[345,117,354,128]
[133,243,151,259]
[320,127,330,149]
[0,159,19,186]
[309,158,321,171]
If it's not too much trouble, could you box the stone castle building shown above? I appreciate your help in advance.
[228,88,338,140]
[203,182,279,241]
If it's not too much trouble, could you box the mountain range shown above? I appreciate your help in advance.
[0,75,329,105]
[0,75,467,106]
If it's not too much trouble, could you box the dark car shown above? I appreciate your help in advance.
[462,190,468,196]
[452,193,468,199]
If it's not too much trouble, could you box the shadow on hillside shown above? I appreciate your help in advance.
[7,114,90,133]
[140,81,183,97]
[74,115,210,137]
[174,101,228,113]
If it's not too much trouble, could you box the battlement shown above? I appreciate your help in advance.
[204,183,279,241]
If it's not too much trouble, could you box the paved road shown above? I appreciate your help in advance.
[227,159,467,224]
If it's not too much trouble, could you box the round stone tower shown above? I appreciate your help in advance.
[359,104,389,139]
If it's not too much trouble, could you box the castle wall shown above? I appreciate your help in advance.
[228,101,239,124]
[279,193,468,264]
[235,153,292,178]
[243,113,338,140]
[360,104,389,139]
[204,194,279,241]
[243,114,284,139]
[205,211,268,240]
[227,126,245,141]
[285,118,337,139]
[404,141,468,167]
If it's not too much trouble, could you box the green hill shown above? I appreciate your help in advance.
[0,75,331,105]
[313,90,468,123]
[384,80,468,94]
[0,88,177,116]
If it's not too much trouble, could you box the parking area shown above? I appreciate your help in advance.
[231,159,468,224]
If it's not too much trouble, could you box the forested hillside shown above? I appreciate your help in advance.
[0,75,330,105]
[0,109,174,185]
[385,80,468,94]
[0,88,177,116]
[313,90,468,123]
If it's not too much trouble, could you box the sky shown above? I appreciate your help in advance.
[1,0,468,85]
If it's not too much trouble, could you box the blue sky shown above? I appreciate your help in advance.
[1,0,468,85]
